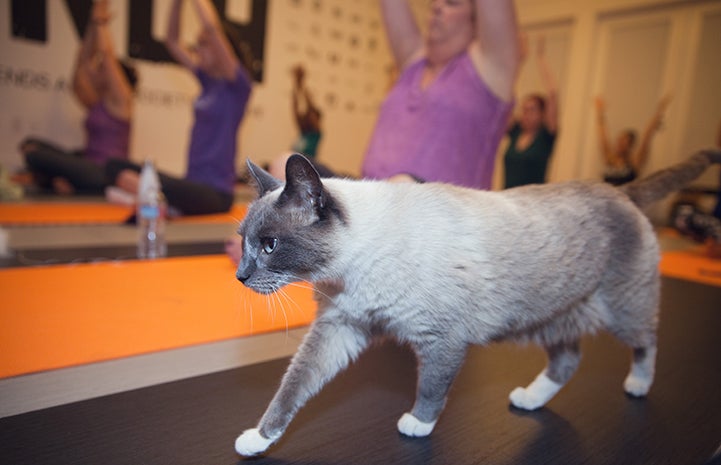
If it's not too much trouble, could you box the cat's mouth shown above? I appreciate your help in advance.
[240,277,285,295]
[244,284,280,295]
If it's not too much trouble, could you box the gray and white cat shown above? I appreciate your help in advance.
[233,150,721,456]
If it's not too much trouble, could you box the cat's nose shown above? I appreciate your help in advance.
[236,261,256,283]
[236,269,250,283]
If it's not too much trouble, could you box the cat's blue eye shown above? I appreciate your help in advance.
[261,237,278,254]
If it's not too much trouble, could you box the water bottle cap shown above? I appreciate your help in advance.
[138,160,161,201]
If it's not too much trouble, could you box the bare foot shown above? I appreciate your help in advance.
[10,172,35,186]
[52,177,75,195]
[117,169,140,194]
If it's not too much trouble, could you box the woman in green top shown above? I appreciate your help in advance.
[503,35,559,189]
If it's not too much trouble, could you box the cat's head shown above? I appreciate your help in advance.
[235,154,346,294]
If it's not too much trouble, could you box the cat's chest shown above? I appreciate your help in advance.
[323,291,435,341]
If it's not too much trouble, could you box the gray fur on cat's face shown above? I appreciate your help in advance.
[236,156,345,294]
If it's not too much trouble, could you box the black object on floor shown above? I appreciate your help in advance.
[1,277,720,465]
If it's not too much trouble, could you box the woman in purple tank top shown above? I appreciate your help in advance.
[362,0,521,189]
[106,0,252,216]
[20,0,136,195]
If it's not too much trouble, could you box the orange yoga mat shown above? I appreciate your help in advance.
[0,202,133,225]
[1,245,715,380]
[660,248,721,288]
[0,255,316,379]
[172,204,247,224]
[0,202,247,225]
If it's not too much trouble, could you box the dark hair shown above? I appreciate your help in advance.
[622,129,637,148]
[220,19,255,75]
[526,93,546,112]
[119,59,138,91]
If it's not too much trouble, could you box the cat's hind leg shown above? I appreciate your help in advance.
[609,308,657,397]
[509,341,580,411]
[623,345,656,397]
[604,276,658,397]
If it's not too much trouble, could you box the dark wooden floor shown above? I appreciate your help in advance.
[1,277,720,465]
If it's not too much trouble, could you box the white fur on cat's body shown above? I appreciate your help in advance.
[235,171,661,456]
[312,178,658,347]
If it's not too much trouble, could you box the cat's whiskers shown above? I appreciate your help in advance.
[246,291,253,333]
[235,286,254,333]
[273,288,293,337]
[270,290,282,328]
[265,293,275,324]
[283,273,334,301]
[277,281,310,320]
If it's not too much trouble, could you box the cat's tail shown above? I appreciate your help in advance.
[620,149,721,209]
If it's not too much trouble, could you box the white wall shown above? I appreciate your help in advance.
[1,0,720,192]
[0,0,394,178]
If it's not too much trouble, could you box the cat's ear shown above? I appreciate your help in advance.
[280,154,326,210]
[246,159,282,197]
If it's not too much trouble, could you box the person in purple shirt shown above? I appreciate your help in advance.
[106,0,252,216]
[20,0,136,195]
[362,0,520,189]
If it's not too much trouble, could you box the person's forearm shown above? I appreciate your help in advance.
[474,0,520,76]
[77,16,98,64]
[595,103,611,161]
[192,0,222,31]
[94,17,115,58]
[166,0,183,46]
[379,0,421,67]
[537,52,557,94]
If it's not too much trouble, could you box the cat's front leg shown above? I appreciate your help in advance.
[398,341,467,437]
[235,317,369,456]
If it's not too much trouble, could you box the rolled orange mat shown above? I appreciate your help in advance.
[0,202,133,225]
[0,203,248,225]
[0,255,316,378]
[171,204,248,224]
[660,249,721,288]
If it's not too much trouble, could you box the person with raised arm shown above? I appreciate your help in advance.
[502,34,559,188]
[106,0,252,216]
[21,0,136,196]
[361,0,521,188]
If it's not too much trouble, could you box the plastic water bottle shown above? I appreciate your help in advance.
[137,160,167,259]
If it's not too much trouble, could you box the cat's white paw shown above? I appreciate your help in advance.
[623,374,652,397]
[509,372,562,410]
[397,413,436,437]
[509,386,547,410]
[235,428,274,456]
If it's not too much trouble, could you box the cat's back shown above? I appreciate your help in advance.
[490,180,656,254]
[327,178,656,283]
[324,177,643,240]
[324,178,498,237]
